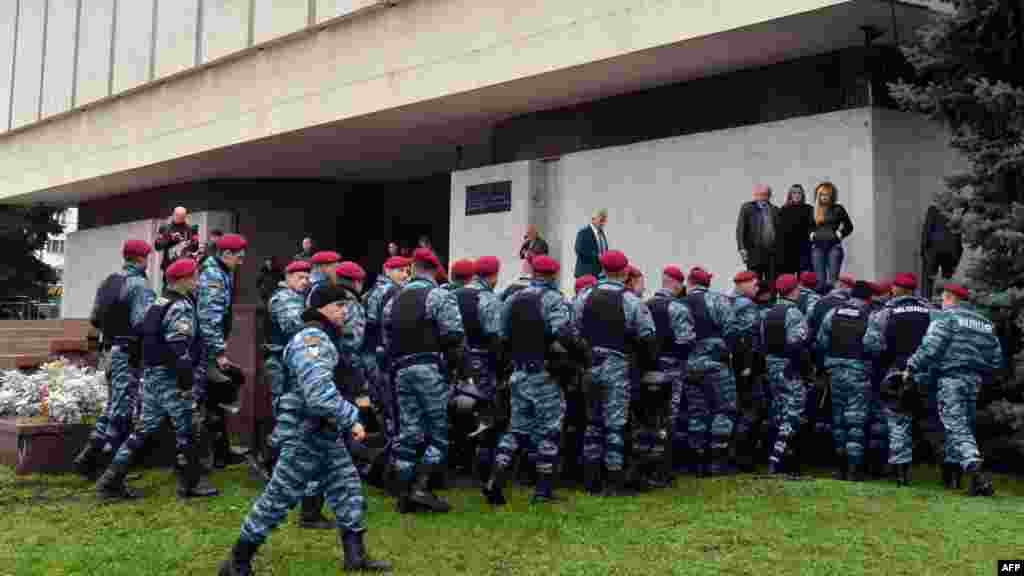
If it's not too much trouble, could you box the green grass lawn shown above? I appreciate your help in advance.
[1,464,1022,576]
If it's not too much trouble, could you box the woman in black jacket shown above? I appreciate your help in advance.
[777,184,814,275]
[811,181,854,292]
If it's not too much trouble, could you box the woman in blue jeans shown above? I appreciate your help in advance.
[811,181,854,293]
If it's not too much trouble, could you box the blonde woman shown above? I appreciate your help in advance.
[811,182,854,292]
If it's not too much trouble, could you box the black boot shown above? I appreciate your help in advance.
[848,462,864,482]
[408,464,450,512]
[73,435,105,480]
[530,472,563,504]
[394,474,416,514]
[179,449,220,498]
[218,538,260,576]
[300,496,334,529]
[602,469,637,497]
[482,466,507,506]
[341,530,392,572]
[942,462,961,489]
[833,449,849,480]
[708,447,737,477]
[896,463,911,487]
[95,461,137,500]
[626,461,652,492]
[965,463,994,497]
[583,462,603,495]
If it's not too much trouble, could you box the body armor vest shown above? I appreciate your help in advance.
[647,295,685,358]
[455,287,487,350]
[883,297,931,370]
[761,304,789,356]
[142,292,200,368]
[365,283,400,354]
[797,289,814,315]
[829,304,868,360]
[582,287,628,353]
[390,287,440,357]
[809,293,845,336]
[687,291,714,341]
[501,282,527,302]
[94,272,132,339]
[505,291,548,364]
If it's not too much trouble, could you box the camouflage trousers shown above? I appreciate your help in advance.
[884,404,912,465]
[264,354,286,419]
[686,354,737,452]
[766,361,805,466]
[829,364,870,464]
[393,361,450,483]
[240,432,366,545]
[631,361,679,467]
[937,374,982,468]
[111,367,194,466]
[583,355,630,472]
[495,370,564,476]
[91,346,140,452]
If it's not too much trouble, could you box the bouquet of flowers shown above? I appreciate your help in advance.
[0,358,108,424]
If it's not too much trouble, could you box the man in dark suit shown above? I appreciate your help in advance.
[519,225,549,260]
[574,208,609,278]
[736,184,780,283]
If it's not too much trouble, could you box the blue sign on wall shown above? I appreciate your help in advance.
[465,181,512,216]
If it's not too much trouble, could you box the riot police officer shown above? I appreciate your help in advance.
[729,270,762,472]
[306,251,342,307]
[863,272,934,486]
[816,281,874,480]
[362,256,410,446]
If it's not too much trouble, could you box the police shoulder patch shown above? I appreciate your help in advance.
[303,333,322,346]
[175,319,194,335]
[206,281,223,289]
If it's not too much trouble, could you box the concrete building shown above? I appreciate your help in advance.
[36,207,78,302]
[0,0,961,433]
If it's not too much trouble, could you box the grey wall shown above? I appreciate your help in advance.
[0,0,376,133]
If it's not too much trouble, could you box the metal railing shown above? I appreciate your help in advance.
[0,300,60,320]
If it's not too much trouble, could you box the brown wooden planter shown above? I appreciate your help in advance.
[0,417,177,476]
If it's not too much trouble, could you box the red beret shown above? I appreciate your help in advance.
[531,255,560,274]
[839,273,856,287]
[663,265,685,283]
[474,256,500,277]
[892,272,917,290]
[688,266,712,286]
[627,265,643,279]
[733,270,757,284]
[336,261,366,281]
[383,256,410,270]
[775,273,799,295]
[285,260,311,274]
[599,250,628,273]
[944,282,969,298]
[311,251,341,265]
[413,248,440,269]
[122,239,152,258]
[872,280,891,296]
[216,233,247,252]
[450,259,475,279]
[165,258,197,281]
[575,274,598,293]
[799,271,817,288]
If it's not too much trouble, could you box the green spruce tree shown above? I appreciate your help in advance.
[0,205,63,302]
[889,0,1023,359]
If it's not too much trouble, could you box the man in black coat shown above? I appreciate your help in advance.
[920,205,962,298]
[519,225,549,260]
[573,208,609,279]
[736,184,780,283]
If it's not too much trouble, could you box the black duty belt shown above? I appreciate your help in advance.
[392,353,442,373]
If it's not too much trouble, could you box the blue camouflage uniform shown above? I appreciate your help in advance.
[683,286,738,464]
[239,324,366,545]
[196,256,234,403]
[797,287,821,318]
[90,263,154,453]
[111,291,206,468]
[265,283,307,417]
[644,288,695,473]
[306,270,331,308]
[728,291,763,469]
[454,278,503,474]
[863,295,936,466]
[761,298,809,470]
[495,279,573,484]
[361,275,401,413]
[575,280,656,474]
[906,303,1003,471]
[382,275,464,485]
[816,297,872,469]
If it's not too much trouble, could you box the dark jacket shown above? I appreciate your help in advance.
[921,205,962,257]
[520,236,549,260]
[778,203,813,272]
[574,225,607,278]
[811,204,854,243]
[736,201,781,254]
[154,221,199,271]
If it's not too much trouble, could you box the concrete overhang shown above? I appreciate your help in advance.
[1,0,941,206]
